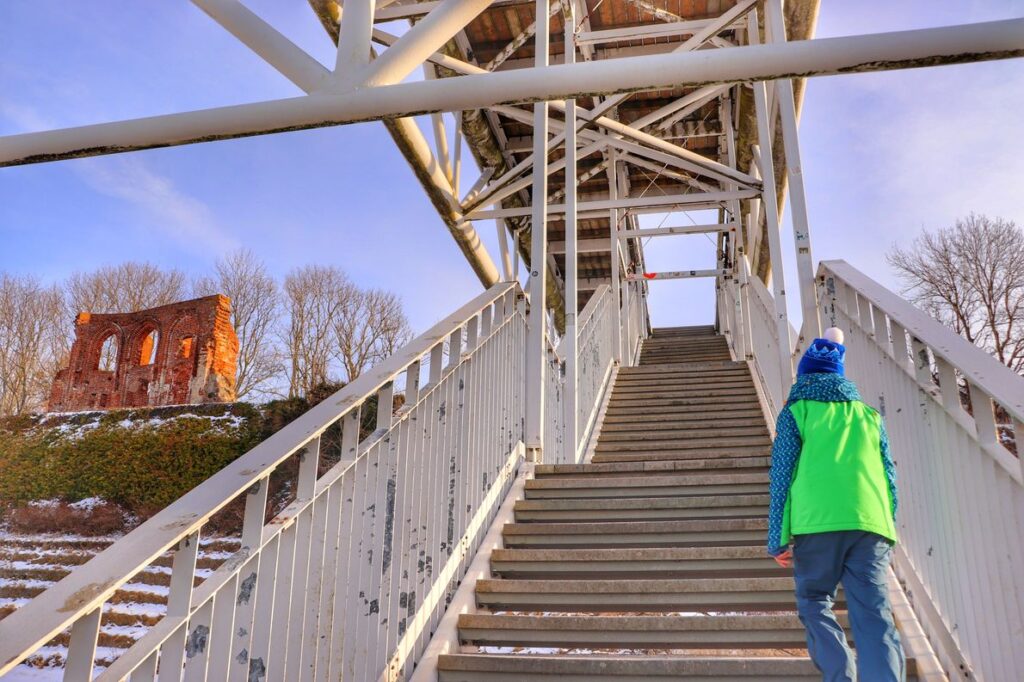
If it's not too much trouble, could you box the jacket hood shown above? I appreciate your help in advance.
[786,372,861,405]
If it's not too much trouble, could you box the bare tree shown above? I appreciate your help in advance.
[281,265,353,398]
[888,214,1024,374]
[0,274,66,416]
[194,249,281,400]
[65,262,187,315]
[333,288,413,382]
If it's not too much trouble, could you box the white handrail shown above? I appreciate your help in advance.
[0,282,523,679]
[817,260,1024,680]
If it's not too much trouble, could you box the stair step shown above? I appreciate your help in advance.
[611,380,755,395]
[602,399,765,413]
[513,495,769,522]
[474,577,795,612]
[594,437,771,453]
[490,547,784,579]
[598,419,767,433]
[597,427,767,443]
[534,458,769,477]
[438,654,921,682]
[437,654,829,681]
[609,390,758,404]
[457,613,826,649]
[523,473,768,499]
[591,449,769,463]
[501,519,766,548]
[605,397,760,410]
[622,359,744,370]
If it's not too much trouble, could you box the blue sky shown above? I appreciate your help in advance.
[2,1,1023,334]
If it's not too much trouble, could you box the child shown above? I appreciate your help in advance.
[767,327,905,682]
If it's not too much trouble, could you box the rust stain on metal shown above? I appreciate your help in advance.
[59,581,109,613]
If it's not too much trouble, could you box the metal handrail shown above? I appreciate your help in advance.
[0,281,520,678]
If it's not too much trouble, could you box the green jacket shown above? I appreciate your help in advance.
[767,373,898,555]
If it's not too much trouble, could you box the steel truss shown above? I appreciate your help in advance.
[1,0,1023,462]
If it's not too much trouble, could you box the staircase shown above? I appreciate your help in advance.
[436,326,912,680]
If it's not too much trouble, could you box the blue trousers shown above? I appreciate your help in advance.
[792,531,905,682]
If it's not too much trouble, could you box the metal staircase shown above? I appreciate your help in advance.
[437,326,920,680]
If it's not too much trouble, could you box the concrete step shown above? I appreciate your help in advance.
[456,613,828,649]
[437,654,829,681]
[591,448,769,463]
[605,396,760,410]
[610,389,757,403]
[474,577,796,612]
[523,472,769,499]
[611,378,755,394]
[597,427,768,443]
[621,359,745,373]
[599,415,766,431]
[501,518,766,549]
[438,655,921,682]
[533,458,770,477]
[601,403,763,418]
[489,547,784,579]
[512,495,769,523]
[594,437,771,454]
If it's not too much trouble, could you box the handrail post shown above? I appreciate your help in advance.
[563,0,579,462]
[525,0,551,463]
[764,0,821,343]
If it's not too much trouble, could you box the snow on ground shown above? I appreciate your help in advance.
[1,529,241,677]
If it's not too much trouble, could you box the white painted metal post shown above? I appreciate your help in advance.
[748,13,794,390]
[608,149,623,363]
[335,0,375,76]
[525,0,551,462]
[563,2,579,462]
[764,0,820,342]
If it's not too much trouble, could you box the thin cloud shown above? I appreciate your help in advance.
[1,102,239,257]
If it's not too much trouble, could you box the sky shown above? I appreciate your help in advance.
[2,0,1024,335]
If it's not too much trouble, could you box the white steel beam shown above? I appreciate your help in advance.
[608,151,622,362]
[468,189,758,220]
[525,0,550,462]
[626,268,728,281]
[765,0,821,341]
[191,0,331,92]
[334,0,376,76]
[4,19,1024,166]
[577,17,744,46]
[563,1,579,463]
[358,0,494,87]
[620,223,735,238]
[548,237,611,255]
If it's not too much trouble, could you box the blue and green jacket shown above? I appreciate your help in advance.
[767,373,898,556]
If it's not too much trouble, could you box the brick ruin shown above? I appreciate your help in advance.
[49,295,239,411]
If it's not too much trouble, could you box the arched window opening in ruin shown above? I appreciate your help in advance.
[97,333,119,372]
[139,329,159,365]
[178,336,195,359]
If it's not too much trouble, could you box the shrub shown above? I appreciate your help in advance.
[7,499,128,536]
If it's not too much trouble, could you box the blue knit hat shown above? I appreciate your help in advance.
[797,338,846,376]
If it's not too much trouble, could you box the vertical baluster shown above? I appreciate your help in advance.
[909,337,933,388]
[229,477,269,682]
[159,530,201,681]
[130,651,158,682]
[283,437,322,680]
[298,476,335,681]
[843,282,860,328]
[182,597,214,681]
[246,533,280,682]
[871,306,891,357]
[206,573,238,682]
[328,407,363,679]
[934,356,963,415]
[890,321,911,372]
[1016,418,1024,481]
[65,606,102,682]
[969,384,999,446]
